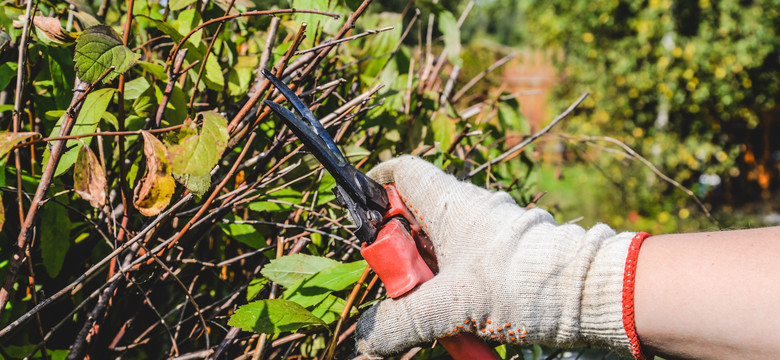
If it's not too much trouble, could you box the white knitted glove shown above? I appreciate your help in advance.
[355,156,648,359]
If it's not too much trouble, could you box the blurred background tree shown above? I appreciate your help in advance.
[446,0,780,233]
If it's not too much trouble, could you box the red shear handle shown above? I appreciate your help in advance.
[360,197,500,359]
[361,218,433,298]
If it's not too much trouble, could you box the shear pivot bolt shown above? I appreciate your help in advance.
[368,210,383,226]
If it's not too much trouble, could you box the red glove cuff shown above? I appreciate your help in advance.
[622,232,651,360]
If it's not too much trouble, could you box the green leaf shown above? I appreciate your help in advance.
[173,172,210,196]
[248,189,302,212]
[0,132,38,159]
[41,201,72,277]
[310,295,357,324]
[302,260,367,291]
[497,98,528,133]
[154,84,188,125]
[228,299,326,334]
[0,30,10,50]
[227,55,258,96]
[74,25,140,83]
[431,112,456,152]
[177,9,202,44]
[437,10,462,67]
[0,62,18,92]
[261,253,339,288]
[131,86,157,118]
[532,344,542,360]
[281,260,367,308]
[123,77,153,100]
[137,61,168,82]
[281,279,332,308]
[169,0,196,11]
[47,47,76,109]
[198,52,225,91]
[219,214,264,249]
[42,88,116,177]
[167,111,228,177]
[247,278,268,301]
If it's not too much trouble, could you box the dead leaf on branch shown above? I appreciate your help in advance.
[0,193,4,232]
[133,131,176,217]
[0,132,39,159]
[14,16,76,43]
[73,144,107,208]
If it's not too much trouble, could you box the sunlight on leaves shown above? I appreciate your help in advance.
[167,111,228,177]
[0,132,38,159]
[228,299,326,334]
[133,131,176,217]
[74,25,140,83]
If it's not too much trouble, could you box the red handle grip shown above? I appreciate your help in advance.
[360,185,500,360]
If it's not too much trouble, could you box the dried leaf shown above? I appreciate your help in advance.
[0,192,4,232]
[133,131,176,217]
[0,132,38,159]
[32,16,76,43]
[73,144,106,208]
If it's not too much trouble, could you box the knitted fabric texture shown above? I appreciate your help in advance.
[355,156,638,358]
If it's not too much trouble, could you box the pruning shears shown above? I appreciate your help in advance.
[261,69,499,360]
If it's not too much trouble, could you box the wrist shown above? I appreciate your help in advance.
[579,230,652,359]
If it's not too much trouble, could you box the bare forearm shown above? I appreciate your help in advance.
[634,227,780,359]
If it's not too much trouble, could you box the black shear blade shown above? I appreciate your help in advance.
[261,69,344,163]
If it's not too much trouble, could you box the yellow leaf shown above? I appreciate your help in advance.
[133,131,176,216]
[73,144,107,208]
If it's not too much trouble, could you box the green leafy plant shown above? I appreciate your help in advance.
[0,0,561,359]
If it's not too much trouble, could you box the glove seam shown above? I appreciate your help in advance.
[622,232,652,360]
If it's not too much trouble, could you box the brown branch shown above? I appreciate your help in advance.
[0,193,193,338]
[156,49,188,127]
[167,9,340,67]
[228,22,307,134]
[298,0,375,79]
[12,0,35,232]
[466,92,589,179]
[323,265,371,360]
[187,0,237,113]
[0,78,90,317]
[295,26,394,55]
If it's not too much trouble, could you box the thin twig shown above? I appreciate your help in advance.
[324,265,371,360]
[187,0,237,113]
[295,26,394,55]
[561,134,719,226]
[168,9,340,66]
[466,92,589,179]
[452,53,516,102]
[156,49,188,126]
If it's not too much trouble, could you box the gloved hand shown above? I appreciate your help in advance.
[355,156,649,359]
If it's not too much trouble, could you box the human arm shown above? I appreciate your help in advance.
[635,228,780,359]
[356,155,780,359]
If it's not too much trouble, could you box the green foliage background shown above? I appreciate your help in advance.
[0,0,778,358]
[510,0,780,232]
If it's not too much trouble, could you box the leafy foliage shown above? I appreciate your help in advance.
[74,25,139,83]
[520,0,780,231]
[0,0,550,359]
